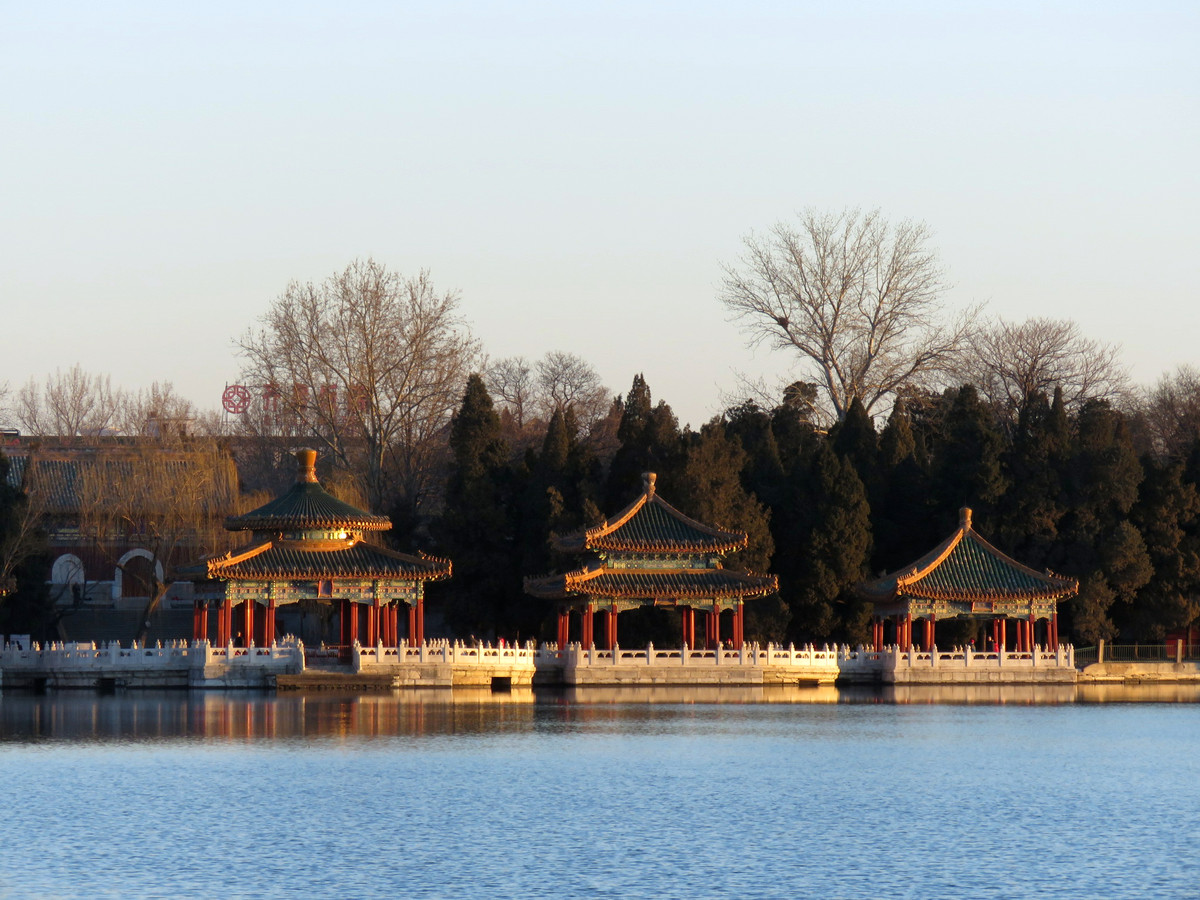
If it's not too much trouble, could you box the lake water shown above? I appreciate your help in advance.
[2,685,1199,900]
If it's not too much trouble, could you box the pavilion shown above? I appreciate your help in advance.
[524,473,777,650]
[183,449,450,650]
[857,507,1077,653]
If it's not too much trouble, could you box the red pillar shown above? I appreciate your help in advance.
[1051,613,1059,650]
[348,601,359,645]
[558,608,569,648]
[366,604,377,646]
[606,604,617,650]
[265,597,276,646]
[240,600,253,647]
[711,607,721,649]
[407,603,417,648]
[582,603,594,648]
[999,618,1007,652]
[1029,613,1037,650]
[193,601,207,642]
[735,603,745,650]
[416,597,425,646]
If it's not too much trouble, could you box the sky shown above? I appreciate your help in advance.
[2,1,1197,429]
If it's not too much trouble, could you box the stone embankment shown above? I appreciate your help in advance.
[0,640,303,690]
[3,638,1086,689]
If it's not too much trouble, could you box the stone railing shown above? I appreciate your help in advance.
[353,639,540,673]
[836,644,1074,670]
[556,642,840,669]
[0,639,304,685]
[836,644,1076,684]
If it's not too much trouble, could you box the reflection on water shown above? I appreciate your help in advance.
[2,681,1197,743]
[558,683,843,704]
[3,685,1200,900]
[1077,682,1200,703]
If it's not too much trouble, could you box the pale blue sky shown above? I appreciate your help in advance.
[2,1,1196,427]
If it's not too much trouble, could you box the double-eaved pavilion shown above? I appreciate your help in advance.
[524,473,778,650]
[858,507,1077,653]
[184,449,450,651]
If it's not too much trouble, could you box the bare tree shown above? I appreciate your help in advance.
[485,356,535,429]
[534,351,611,428]
[0,454,45,600]
[73,441,240,642]
[116,382,198,441]
[16,366,120,438]
[961,317,1130,423]
[238,258,480,514]
[720,208,974,421]
[1140,365,1200,460]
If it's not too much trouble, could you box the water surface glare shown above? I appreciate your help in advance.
[1,687,1198,899]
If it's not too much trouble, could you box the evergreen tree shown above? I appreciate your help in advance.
[993,389,1071,566]
[778,443,872,644]
[931,384,1007,531]
[672,422,785,642]
[605,375,682,509]
[1128,457,1200,639]
[871,399,934,571]
[675,422,775,574]
[1054,400,1151,643]
[435,375,517,638]
[723,400,785,506]
[830,397,880,503]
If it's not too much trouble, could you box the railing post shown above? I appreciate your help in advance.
[1097,639,1105,664]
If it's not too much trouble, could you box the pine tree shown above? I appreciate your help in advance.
[779,442,872,644]
[1128,457,1200,639]
[435,375,517,638]
[1055,400,1150,643]
[605,375,682,509]
[830,397,880,503]
[993,389,1071,566]
[871,400,934,571]
[932,384,1007,531]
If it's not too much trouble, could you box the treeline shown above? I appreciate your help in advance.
[427,372,1200,649]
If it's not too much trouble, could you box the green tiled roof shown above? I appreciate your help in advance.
[226,481,391,533]
[859,508,1077,603]
[187,539,450,581]
[555,473,747,554]
[525,565,777,601]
